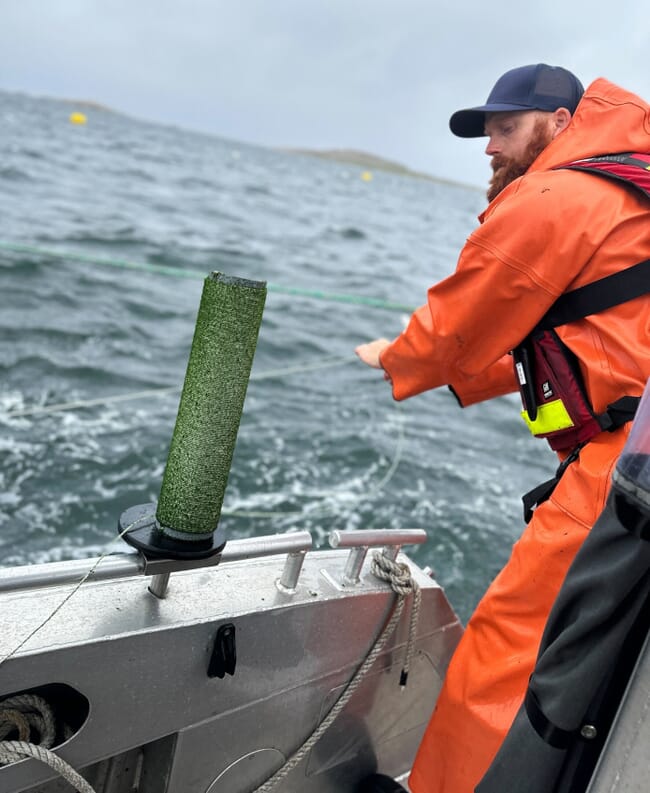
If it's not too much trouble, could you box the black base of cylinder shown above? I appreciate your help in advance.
[118,503,226,560]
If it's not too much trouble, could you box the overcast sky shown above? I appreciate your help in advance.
[2,1,649,186]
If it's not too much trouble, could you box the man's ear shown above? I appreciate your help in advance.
[552,107,572,138]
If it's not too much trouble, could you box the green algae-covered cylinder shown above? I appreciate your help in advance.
[156,272,266,539]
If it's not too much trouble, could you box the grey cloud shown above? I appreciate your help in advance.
[1,1,648,185]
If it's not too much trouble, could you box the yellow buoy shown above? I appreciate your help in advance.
[361,170,373,182]
[69,112,87,125]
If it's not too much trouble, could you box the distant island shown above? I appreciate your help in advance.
[9,88,478,189]
[282,147,477,189]
[61,97,115,113]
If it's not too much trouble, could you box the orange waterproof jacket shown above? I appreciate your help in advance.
[380,79,650,421]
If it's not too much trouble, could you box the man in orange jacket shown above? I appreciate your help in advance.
[356,64,650,793]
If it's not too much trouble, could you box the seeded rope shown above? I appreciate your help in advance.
[156,272,266,538]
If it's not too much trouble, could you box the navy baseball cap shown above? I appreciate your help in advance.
[449,64,584,138]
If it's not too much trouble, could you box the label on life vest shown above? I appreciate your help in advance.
[516,361,526,385]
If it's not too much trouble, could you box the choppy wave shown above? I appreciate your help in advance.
[0,166,32,182]
[0,90,557,621]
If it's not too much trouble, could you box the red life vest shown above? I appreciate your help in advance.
[513,153,650,452]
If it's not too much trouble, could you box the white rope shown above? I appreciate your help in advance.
[0,510,155,668]
[2,352,404,520]
[0,741,96,793]
[253,551,420,792]
[3,387,180,418]
[371,553,422,688]
[2,355,356,418]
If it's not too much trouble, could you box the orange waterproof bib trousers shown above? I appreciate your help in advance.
[408,430,626,793]
[376,79,650,793]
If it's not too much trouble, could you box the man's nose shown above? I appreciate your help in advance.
[485,136,499,156]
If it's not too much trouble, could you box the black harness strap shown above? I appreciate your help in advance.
[538,258,650,331]
[523,443,584,523]
[598,395,641,432]
[521,395,641,522]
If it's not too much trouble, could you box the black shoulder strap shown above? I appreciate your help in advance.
[536,153,650,330]
[538,258,650,330]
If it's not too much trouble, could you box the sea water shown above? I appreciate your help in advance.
[0,91,556,621]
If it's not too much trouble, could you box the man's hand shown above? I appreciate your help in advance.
[354,338,391,369]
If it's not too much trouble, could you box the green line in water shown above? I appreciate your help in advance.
[0,240,416,313]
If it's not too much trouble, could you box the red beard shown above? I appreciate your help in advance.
[487,118,554,202]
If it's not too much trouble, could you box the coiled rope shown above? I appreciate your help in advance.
[0,512,155,788]
[0,695,56,746]
[253,551,421,792]
[0,695,95,793]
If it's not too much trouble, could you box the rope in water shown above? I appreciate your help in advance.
[0,357,405,653]
[223,406,405,520]
[2,354,403,520]
[3,355,355,418]
[0,241,410,518]
[0,241,416,313]
[253,551,421,792]
[1,355,355,419]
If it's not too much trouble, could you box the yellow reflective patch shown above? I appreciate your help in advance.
[521,399,575,436]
